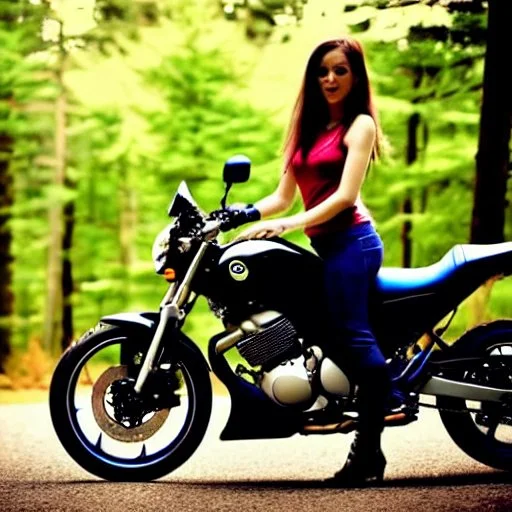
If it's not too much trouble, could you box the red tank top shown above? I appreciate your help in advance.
[291,125,372,238]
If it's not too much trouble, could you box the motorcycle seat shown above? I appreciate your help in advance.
[375,242,512,301]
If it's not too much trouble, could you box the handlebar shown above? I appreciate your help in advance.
[201,219,221,240]
[207,205,260,234]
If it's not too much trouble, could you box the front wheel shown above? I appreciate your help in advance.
[438,320,512,471]
[49,323,212,481]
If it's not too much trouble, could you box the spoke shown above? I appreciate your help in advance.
[95,433,103,449]
[138,444,147,459]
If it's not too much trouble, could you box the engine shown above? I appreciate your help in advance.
[236,313,301,370]
[218,310,352,408]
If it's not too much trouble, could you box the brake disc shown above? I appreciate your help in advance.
[92,365,170,443]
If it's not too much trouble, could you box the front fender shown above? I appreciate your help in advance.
[101,312,159,331]
[100,311,210,372]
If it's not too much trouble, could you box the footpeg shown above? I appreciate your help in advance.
[384,411,418,427]
[302,412,418,434]
[302,418,357,435]
[302,406,418,434]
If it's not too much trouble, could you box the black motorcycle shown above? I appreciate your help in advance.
[49,155,512,481]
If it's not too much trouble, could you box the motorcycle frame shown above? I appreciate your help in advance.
[101,228,512,441]
[102,320,512,443]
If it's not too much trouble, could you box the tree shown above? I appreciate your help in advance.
[0,0,48,370]
[0,129,13,372]
[470,0,511,243]
[40,0,162,353]
[219,0,308,43]
[401,112,428,267]
[359,14,482,265]
[43,17,68,355]
[144,37,283,207]
[361,0,511,245]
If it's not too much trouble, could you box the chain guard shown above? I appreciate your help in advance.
[92,366,170,443]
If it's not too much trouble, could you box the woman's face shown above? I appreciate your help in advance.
[317,47,354,106]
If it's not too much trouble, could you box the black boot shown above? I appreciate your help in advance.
[326,431,387,487]
[325,368,389,487]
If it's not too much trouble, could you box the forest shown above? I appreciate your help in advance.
[0,0,510,390]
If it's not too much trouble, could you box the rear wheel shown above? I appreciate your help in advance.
[438,321,512,471]
[49,324,212,481]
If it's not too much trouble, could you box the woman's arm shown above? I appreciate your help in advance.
[236,114,375,240]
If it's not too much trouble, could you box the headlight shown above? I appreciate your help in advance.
[152,222,174,274]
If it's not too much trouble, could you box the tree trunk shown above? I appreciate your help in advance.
[0,134,14,372]
[470,0,511,244]
[401,112,421,268]
[61,198,75,351]
[43,21,67,355]
[43,93,65,355]
[401,196,413,268]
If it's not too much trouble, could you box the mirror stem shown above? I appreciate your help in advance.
[221,182,232,209]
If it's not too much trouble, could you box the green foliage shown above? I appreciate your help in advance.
[0,0,53,354]
[451,10,487,45]
[142,36,283,216]
[2,0,511,363]
[359,12,485,264]
[9,5,285,344]
[220,0,306,41]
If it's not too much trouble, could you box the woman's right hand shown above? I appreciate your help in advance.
[217,205,261,232]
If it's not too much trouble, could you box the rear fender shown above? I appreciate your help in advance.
[100,312,210,371]
[443,319,512,356]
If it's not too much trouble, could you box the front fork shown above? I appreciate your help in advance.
[133,241,210,394]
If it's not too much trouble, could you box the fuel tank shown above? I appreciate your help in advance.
[203,238,329,338]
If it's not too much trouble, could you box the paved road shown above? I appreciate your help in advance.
[1,396,512,512]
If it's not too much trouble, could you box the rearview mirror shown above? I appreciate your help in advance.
[220,155,251,209]
[223,155,251,184]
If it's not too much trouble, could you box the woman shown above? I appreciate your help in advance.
[230,37,403,486]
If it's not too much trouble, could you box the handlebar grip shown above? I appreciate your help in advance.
[219,206,260,232]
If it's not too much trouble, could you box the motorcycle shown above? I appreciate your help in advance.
[49,155,512,481]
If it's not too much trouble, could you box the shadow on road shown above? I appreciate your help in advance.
[158,470,512,489]
[21,470,512,489]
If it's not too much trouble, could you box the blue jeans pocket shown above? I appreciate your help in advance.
[358,233,383,274]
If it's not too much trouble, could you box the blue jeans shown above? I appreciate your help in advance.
[310,222,387,379]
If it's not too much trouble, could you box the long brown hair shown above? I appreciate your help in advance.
[283,37,382,171]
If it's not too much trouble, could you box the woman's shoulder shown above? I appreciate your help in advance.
[344,114,376,145]
[347,114,375,133]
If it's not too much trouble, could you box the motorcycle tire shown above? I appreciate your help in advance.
[49,323,212,481]
[437,320,512,471]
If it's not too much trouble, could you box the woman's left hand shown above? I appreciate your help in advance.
[235,218,295,241]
